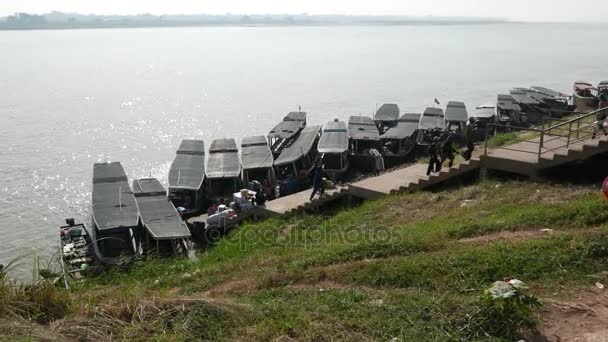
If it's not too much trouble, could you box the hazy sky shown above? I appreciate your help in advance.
[1,0,607,22]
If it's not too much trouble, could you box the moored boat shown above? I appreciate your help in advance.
[205,139,242,204]
[91,162,140,264]
[59,218,95,287]
[318,119,349,181]
[241,136,276,198]
[268,111,307,157]
[445,101,468,133]
[133,178,192,258]
[348,116,381,172]
[167,140,206,215]
[573,81,598,113]
[416,107,446,146]
[274,125,321,196]
[374,103,400,134]
[497,94,525,127]
[469,104,497,140]
[381,113,421,167]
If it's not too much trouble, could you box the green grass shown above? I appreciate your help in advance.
[2,181,608,340]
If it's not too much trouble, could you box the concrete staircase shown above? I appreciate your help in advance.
[539,135,608,169]
[389,159,481,195]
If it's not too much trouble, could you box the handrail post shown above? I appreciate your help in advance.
[484,124,490,156]
[566,121,572,148]
[576,112,581,139]
[538,119,545,162]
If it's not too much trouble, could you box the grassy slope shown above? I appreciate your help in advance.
[2,181,608,341]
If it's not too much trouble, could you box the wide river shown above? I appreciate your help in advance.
[1,23,607,279]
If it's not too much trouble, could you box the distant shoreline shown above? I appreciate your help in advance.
[0,21,515,31]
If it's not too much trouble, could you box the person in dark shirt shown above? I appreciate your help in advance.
[426,137,442,176]
[441,132,457,168]
[593,97,608,139]
[309,164,325,200]
[462,118,476,161]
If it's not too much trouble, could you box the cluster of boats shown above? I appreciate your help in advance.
[60,81,601,283]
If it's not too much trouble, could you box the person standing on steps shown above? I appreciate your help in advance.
[463,117,476,161]
[441,131,457,168]
[592,96,608,139]
[369,148,384,176]
[426,137,442,176]
[309,163,325,201]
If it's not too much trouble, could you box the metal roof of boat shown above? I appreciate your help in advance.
[177,139,206,155]
[274,125,321,166]
[471,105,496,119]
[530,86,566,98]
[509,91,541,105]
[207,138,241,179]
[419,108,446,130]
[575,81,593,88]
[241,136,274,170]
[318,120,348,154]
[168,140,205,191]
[382,113,421,139]
[268,112,307,140]
[241,135,268,147]
[92,162,139,232]
[497,95,522,111]
[599,81,608,88]
[132,178,191,240]
[348,116,381,141]
[374,103,400,122]
[445,101,468,122]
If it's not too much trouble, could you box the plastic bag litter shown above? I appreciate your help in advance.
[486,279,528,299]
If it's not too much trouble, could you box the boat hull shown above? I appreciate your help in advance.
[573,93,598,113]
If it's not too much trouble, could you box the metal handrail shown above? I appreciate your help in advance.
[483,106,607,163]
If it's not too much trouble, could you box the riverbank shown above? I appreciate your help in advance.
[2,180,607,340]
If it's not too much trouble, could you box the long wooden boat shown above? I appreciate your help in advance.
[206,139,242,204]
[59,218,95,288]
[318,119,349,181]
[167,139,206,214]
[573,81,598,113]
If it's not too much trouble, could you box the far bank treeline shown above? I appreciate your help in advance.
[0,12,509,30]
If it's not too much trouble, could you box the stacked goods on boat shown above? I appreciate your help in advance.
[381,113,420,167]
[318,119,349,181]
[445,101,468,133]
[168,139,206,217]
[268,111,307,157]
[416,107,446,146]
[573,81,598,113]
[91,162,141,264]
[274,125,321,196]
[205,138,242,204]
[240,136,276,199]
[374,103,400,134]
[60,218,95,282]
[468,104,497,140]
[348,116,381,173]
[133,178,192,258]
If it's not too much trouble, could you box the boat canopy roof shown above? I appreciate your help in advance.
[599,81,608,88]
[445,101,468,122]
[318,120,348,154]
[92,162,139,232]
[177,139,206,155]
[207,138,241,179]
[374,103,400,122]
[575,81,593,88]
[168,140,205,191]
[275,125,321,166]
[241,136,274,170]
[471,105,496,119]
[382,113,421,139]
[348,116,380,141]
[530,86,567,98]
[268,112,307,140]
[509,91,541,105]
[497,95,522,111]
[132,178,191,240]
[419,107,446,130]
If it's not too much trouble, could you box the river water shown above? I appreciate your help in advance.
[1,23,607,279]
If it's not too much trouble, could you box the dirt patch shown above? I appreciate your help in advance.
[205,278,259,297]
[540,288,608,341]
[459,229,554,244]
